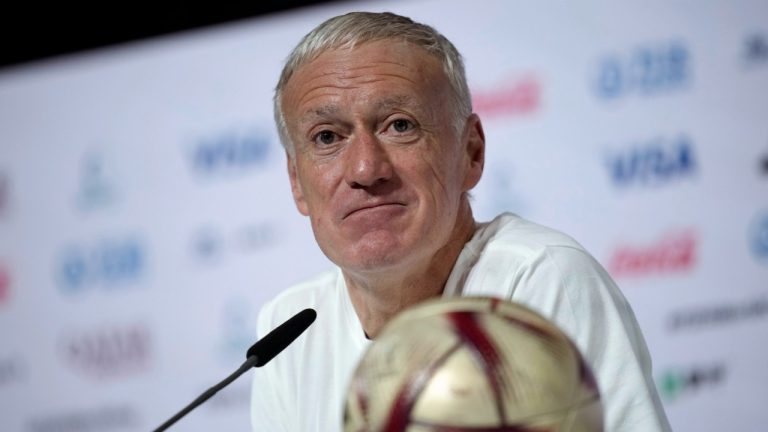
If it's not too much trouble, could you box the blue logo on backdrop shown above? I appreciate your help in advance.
[235,223,277,251]
[76,151,118,211]
[0,357,24,387]
[217,297,256,364]
[749,211,768,261]
[595,41,690,99]
[744,33,768,65]
[57,237,146,293]
[192,227,224,261]
[191,222,277,264]
[191,126,271,176]
[480,164,529,219]
[606,134,696,187]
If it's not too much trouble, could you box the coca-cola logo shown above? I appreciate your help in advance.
[60,324,151,379]
[472,75,540,118]
[608,230,697,277]
[0,264,10,305]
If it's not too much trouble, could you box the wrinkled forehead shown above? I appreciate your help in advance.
[282,40,450,113]
[286,39,447,91]
[285,36,444,83]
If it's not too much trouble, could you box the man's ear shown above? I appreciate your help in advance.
[287,153,310,216]
[461,113,485,192]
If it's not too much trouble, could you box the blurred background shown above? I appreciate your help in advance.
[0,0,766,431]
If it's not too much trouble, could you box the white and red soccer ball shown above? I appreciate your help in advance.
[343,296,603,432]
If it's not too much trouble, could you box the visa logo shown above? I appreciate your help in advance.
[58,238,145,293]
[192,127,271,175]
[606,135,696,187]
[595,41,689,99]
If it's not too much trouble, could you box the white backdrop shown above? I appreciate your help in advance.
[1,1,767,431]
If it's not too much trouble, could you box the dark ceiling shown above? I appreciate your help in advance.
[0,1,345,70]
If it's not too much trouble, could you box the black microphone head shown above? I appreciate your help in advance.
[247,308,316,367]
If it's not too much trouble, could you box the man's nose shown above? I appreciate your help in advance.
[344,131,393,189]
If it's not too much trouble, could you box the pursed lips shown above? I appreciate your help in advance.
[342,201,406,219]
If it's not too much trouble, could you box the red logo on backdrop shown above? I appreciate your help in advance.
[60,324,151,379]
[608,230,697,277]
[471,76,540,118]
[0,265,9,305]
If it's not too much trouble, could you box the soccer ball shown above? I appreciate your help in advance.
[343,296,603,431]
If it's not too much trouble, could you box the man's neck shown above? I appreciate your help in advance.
[344,206,477,338]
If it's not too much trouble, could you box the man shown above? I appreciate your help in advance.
[252,11,671,431]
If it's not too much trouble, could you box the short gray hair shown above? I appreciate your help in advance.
[274,11,472,155]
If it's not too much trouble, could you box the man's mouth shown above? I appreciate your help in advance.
[343,202,406,220]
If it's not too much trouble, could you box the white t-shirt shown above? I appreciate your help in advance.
[250,213,671,431]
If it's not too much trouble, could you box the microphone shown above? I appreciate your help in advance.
[247,308,317,366]
[152,308,317,432]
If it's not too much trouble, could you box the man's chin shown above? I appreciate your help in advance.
[331,236,413,274]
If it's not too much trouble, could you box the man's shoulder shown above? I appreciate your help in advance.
[449,213,596,297]
[476,212,586,256]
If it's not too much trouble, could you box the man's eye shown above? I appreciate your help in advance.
[314,130,337,145]
[391,119,412,133]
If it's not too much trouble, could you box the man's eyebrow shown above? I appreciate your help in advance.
[301,105,340,119]
[374,95,418,111]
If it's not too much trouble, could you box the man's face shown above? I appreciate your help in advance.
[281,39,484,275]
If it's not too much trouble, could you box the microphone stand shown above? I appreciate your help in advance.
[151,308,316,431]
[152,355,259,432]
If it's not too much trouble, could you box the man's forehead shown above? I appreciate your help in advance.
[289,39,445,88]
[299,95,421,119]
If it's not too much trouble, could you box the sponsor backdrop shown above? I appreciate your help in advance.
[1,0,766,430]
